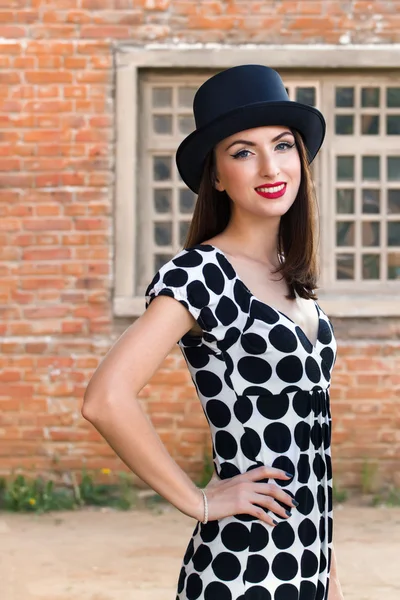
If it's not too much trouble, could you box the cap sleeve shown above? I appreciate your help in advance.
[144,247,220,326]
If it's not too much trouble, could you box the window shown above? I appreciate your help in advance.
[114,49,400,318]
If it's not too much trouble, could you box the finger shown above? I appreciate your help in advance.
[247,504,280,527]
[252,493,292,519]
[245,466,293,482]
[255,482,298,509]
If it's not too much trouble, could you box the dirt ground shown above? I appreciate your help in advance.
[1,499,399,600]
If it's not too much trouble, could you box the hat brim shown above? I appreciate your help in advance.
[176,101,326,193]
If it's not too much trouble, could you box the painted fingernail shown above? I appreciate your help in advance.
[292,499,299,507]
[272,519,279,526]
[285,509,292,517]
[285,472,294,477]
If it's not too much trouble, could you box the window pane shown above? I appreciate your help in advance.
[153,189,171,214]
[362,156,380,180]
[152,114,172,134]
[361,115,379,135]
[335,115,354,134]
[388,253,400,279]
[387,115,400,135]
[178,115,195,134]
[153,156,172,181]
[388,190,400,214]
[335,87,354,107]
[386,87,400,108]
[362,222,380,246]
[336,189,355,213]
[154,253,173,272]
[336,254,354,279]
[178,87,196,108]
[152,87,172,108]
[154,222,172,246]
[361,87,380,107]
[179,188,196,214]
[362,254,380,279]
[387,157,400,181]
[336,221,355,246]
[179,221,190,245]
[362,189,380,214]
[388,221,400,246]
[337,156,354,181]
[296,87,316,106]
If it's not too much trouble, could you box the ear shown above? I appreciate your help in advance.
[213,175,224,192]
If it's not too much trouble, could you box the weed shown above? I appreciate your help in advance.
[332,482,348,504]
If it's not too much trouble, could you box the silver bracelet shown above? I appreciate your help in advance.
[199,488,208,524]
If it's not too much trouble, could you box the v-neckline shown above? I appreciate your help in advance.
[199,243,321,352]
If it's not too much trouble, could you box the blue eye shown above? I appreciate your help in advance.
[232,149,252,159]
[276,142,295,151]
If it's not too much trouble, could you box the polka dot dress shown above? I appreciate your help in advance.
[145,244,338,600]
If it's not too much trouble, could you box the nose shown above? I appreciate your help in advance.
[259,150,280,179]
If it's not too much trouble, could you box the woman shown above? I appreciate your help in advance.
[82,65,343,600]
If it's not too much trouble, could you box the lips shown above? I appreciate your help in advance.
[255,183,287,199]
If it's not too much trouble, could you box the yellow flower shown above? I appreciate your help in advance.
[29,498,36,506]
[101,468,111,475]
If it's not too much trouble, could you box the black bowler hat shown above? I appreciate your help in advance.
[176,64,326,193]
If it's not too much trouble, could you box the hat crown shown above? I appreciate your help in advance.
[193,65,290,129]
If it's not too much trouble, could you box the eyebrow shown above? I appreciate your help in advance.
[225,130,294,151]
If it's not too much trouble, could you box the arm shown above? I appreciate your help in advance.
[82,295,204,521]
[329,545,344,599]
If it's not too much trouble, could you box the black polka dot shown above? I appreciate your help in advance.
[216,252,236,279]
[244,554,269,583]
[177,566,186,593]
[204,581,232,600]
[240,332,267,354]
[200,520,219,543]
[217,327,241,351]
[272,456,295,488]
[298,517,317,547]
[313,454,326,479]
[301,549,319,578]
[219,462,241,480]
[199,306,218,331]
[274,583,298,600]
[251,300,280,324]
[276,356,303,383]
[292,390,311,418]
[234,279,251,312]
[319,550,327,574]
[186,573,203,599]
[216,296,239,326]
[319,516,326,543]
[297,454,311,484]
[240,427,262,460]
[238,357,272,383]
[305,356,321,383]
[174,250,203,267]
[249,523,269,552]
[269,324,298,353]
[212,552,241,581]
[185,347,210,369]
[234,396,253,423]
[192,544,213,572]
[271,552,298,581]
[183,538,194,565]
[294,421,311,451]
[195,370,222,397]
[295,487,315,516]
[221,522,250,552]
[206,399,231,428]
[203,263,225,295]
[215,431,238,460]
[300,580,317,599]
[163,268,189,288]
[317,485,326,513]
[257,393,289,420]
[316,580,326,600]
[263,423,292,453]
[272,521,295,549]
[187,280,210,309]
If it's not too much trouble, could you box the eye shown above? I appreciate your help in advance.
[276,141,295,151]
[232,149,252,159]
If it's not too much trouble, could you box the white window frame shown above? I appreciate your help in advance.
[114,44,400,318]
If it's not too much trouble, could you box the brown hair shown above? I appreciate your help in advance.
[183,129,320,301]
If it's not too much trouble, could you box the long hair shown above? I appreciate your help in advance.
[183,129,321,301]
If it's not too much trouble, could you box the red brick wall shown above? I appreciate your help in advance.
[1,0,399,491]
